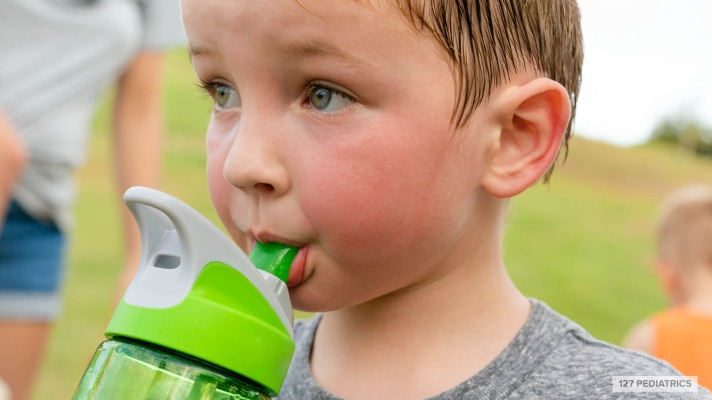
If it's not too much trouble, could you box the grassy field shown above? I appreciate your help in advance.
[31,50,712,399]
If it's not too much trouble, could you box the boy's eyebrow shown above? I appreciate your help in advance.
[187,45,212,61]
[291,37,374,67]
[187,39,373,68]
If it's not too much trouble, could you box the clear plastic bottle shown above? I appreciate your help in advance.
[75,338,270,400]
[73,188,298,399]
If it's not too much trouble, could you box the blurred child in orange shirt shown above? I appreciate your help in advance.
[624,184,712,389]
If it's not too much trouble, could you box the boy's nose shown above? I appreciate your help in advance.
[222,117,290,196]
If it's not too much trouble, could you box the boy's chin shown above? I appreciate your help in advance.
[289,282,394,315]
[288,284,357,314]
[289,290,338,314]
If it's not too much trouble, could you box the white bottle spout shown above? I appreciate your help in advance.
[122,186,294,334]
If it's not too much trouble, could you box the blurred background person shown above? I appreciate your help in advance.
[0,112,27,231]
[0,112,26,400]
[0,1,184,399]
[624,184,712,389]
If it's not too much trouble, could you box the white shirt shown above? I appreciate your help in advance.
[0,0,185,230]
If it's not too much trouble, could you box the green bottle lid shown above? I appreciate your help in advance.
[105,188,296,396]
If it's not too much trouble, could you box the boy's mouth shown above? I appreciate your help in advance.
[248,233,309,288]
[286,246,308,288]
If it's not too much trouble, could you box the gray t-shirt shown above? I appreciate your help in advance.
[278,299,712,399]
[0,0,185,230]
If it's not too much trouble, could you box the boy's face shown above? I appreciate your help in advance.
[184,0,496,311]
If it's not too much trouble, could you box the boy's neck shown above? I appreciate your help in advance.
[311,247,530,399]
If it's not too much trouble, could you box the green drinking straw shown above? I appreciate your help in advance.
[249,242,298,284]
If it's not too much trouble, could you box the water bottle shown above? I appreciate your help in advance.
[73,187,298,399]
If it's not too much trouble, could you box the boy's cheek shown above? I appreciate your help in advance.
[299,169,433,253]
[207,164,229,224]
[206,143,246,247]
[206,124,233,216]
[206,141,226,212]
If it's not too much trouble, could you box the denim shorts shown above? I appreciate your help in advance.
[0,201,66,320]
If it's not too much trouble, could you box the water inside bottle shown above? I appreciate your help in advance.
[73,338,270,400]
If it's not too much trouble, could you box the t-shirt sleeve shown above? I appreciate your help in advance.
[136,0,186,50]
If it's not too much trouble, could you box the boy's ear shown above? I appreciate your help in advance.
[481,78,571,198]
[655,258,682,305]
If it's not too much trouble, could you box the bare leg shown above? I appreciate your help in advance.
[0,321,51,400]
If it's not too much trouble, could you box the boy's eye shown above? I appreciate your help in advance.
[308,85,354,113]
[199,79,242,112]
[212,84,241,111]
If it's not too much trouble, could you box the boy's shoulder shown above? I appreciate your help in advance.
[285,301,712,400]
[511,300,710,399]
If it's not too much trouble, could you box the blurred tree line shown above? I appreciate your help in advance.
[650,114,712,156]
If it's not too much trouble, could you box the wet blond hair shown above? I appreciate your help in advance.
[657,185,712,270]
[396,0,583,179]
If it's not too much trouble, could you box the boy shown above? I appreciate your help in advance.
[624,185,712,389]
[182,0,711,398]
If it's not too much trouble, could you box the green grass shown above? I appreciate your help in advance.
[505,139,712,343]
[31,49,712,399]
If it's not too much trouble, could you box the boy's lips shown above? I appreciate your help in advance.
[287,246,308,288]
[248,231,309,288]
[248,231,306,248]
